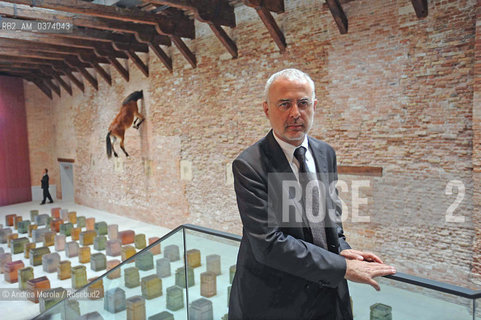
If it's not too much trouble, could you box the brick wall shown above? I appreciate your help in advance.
[23,0,480,287]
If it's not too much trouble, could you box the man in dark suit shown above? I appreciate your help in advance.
[229,69,396,319]
[40,168,53,205]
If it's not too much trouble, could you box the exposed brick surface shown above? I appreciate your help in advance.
[23,0,480,288]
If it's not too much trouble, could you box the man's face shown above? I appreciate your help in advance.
[263,77,317,146]
[43,170,47,175]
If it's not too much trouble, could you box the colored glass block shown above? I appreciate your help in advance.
[11,237,29,254]
[134,234,146,249]
[71,227,81,241]
[30,210,39,221]
[121,245,136,262]
[118,230,135,245]
[104,287,126,313]
[7,233,18,248]
[30,246,51,266]
[200,271,217,298]
[17,220,31,234]
[14,216,23,230]
[0,253,12,274]
[50,218,64,233]
[88,277,104,300]
[108,224,118,240]
[175,266,195,288]
[166,285,184,311]
[0,228,12,243]
[94,235,107,251]
[148,312,174,320]
[5,214,15,226]
[164,245,180,262]
[206,254,221,275]
[86,217,95,231]
[55,234,66,251]
[68,211,77,224]
[79,246,91,264]
[65,241,79,258]
[141,274,162,300]
[72,265,87,289]
[124,267,140,288]
[43,231,56,247]
[60,209,69,221]
[148,237,161,255]
[126,295,146,320]
[24,242,36,259]
[19,266,34,290]
[28,224,38,237]
[91,253,107,271]
[58,260,71,280]
[4,260,25,283]
[94,221,108,236]
[42,252,60,273]
[80,230,97,246]
[35,214,49,226]
[370,303,392,320]
[32,227,48,243]
[78,312,103,320]
[60,223,73,236]
[39,287,67,313]
[51,207,61,219]
[186,249,201,268]
[156,258,171,278]
[190,298,213,320]
[135,251,154,271]
[107,239,122,256]
[77,216,86,228]
[106,259,121,279]
[26,276,51,303]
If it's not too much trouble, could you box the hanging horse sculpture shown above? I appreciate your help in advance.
[106,90,144,158]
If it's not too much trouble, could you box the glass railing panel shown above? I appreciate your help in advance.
[349,276,474,320]
[476,297,481,319]
[183,227,241,320]
[33,227,187,320]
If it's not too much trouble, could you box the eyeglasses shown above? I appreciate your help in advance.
[275,99,313,112]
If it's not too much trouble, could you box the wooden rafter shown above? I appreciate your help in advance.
[147,0,238,58]
[171,35,196,68]
[410,0,428,18]
[126,51,149,77]
[244,0,286,53]
[326,0,348,34]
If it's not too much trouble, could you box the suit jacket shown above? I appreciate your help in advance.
[41,174,49,190]
[229,130,353,320]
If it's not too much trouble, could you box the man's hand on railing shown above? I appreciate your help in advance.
[342,250,396,291]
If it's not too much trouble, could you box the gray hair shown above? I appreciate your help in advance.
[264,68,316,102]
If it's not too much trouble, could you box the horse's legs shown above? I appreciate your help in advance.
[120,137,129,157]
[133,111,145,130]
[111,136,119,157]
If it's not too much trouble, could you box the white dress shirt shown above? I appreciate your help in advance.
[273,132,317,178]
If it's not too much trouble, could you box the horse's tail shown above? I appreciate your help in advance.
[106,131,112,159]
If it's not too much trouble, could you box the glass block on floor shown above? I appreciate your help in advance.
[104,287,126,313]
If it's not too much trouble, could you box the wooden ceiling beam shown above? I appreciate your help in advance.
[0,38,109,64]
[28,77,53,99]
[64,56,98,90]
[147,0,236,27]
[0,0,195,39]
[326,0,348,34]
[146,0,237,57]
[107,57,129,81]
[43,77,61,97]
[148,42,172,72]
[0,3,173,44]
[209,24,238,58]
[244,0,286,52]
[171,35,196,68]
[410,0,428,18]
[125,51,149,77]
[40,66,73,96]
[243,0,284,13]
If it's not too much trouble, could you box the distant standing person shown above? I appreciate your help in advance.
[40,168,53,205]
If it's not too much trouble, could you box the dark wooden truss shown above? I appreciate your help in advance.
[0,0,428,98]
